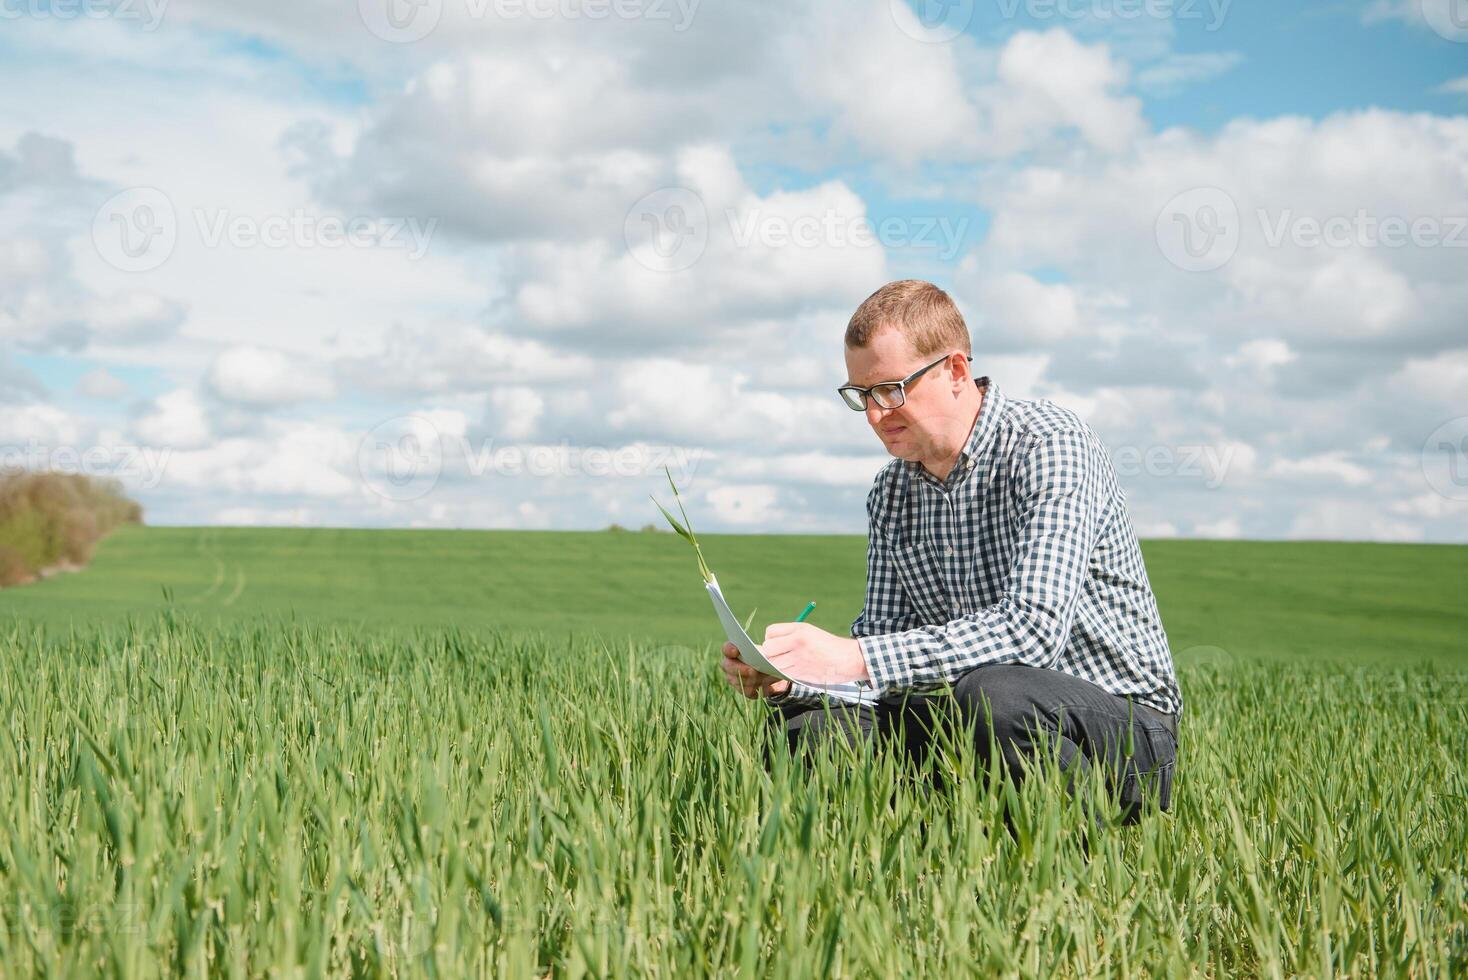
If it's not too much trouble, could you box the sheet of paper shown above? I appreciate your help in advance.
[707,574,875,704]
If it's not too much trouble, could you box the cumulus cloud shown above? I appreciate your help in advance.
[3,9,1462,542]
[134,389,213,450]
[75,368,130,400]
[1,356,47,404]
[207,345,335,407]
[0,132,187,352]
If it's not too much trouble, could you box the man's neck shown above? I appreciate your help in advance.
[920,386,985,483]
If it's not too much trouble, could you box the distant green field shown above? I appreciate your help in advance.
[1,527,1465,975]
[4,524,1466,668]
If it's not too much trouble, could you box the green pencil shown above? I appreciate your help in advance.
[795,601,816,623]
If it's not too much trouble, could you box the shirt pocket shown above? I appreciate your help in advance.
[893,537,948,626]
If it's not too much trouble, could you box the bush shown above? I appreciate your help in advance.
[0,470,142,586]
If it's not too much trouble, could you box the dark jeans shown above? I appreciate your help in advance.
[771,663,1178,826]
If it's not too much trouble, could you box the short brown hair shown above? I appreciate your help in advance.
[845,280,971,357]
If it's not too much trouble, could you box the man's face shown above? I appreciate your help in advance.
[843,327,963,461]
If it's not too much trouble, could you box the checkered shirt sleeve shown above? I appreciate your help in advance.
[771,476,916,706]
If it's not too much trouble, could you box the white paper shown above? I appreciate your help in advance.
[707,574,875,704]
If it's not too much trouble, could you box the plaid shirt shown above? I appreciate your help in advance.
[779,376,1183,719]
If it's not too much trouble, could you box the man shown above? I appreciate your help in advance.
[720,279,1182,824]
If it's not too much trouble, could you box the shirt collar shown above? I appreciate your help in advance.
[906,375,1004,487]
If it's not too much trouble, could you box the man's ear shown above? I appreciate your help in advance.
[948,352,970,391]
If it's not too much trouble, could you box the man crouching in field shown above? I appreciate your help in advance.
[720,279,1182,825]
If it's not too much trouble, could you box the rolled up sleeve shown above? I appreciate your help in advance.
[771,473,918,708]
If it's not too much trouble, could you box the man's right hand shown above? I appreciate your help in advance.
[720,641,792,700]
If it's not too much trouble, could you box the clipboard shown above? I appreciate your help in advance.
[707,574,875,704]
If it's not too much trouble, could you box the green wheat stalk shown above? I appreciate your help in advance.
[649,465,713,585]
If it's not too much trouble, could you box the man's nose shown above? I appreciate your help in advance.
[865,400,896,427]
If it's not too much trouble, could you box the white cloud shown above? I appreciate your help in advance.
[135,389,212,450]
[487,386,545,440]
[1268,453,1374,487]
[0,403,83,446]
[207,345,334,407]
[957,270,1082,350]
[85,291,187,343]
[1289,500,1425,542]
[1363,1,1468,43]
[987,29,1145,155]
[1192,517,1240,539]
[75,368,130,400]
[706,483,781,526]
[496,144,887,347]
[3,9,1463,543]
[718,452,890,487]
[1135,51,1244,96]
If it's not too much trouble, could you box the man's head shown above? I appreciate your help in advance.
[843,280,980,471]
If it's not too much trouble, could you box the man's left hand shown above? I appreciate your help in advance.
[761,623,871,686]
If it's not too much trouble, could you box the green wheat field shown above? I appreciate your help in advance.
[1,525,1465,976]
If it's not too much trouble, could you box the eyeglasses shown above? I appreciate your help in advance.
[837,352,972,412]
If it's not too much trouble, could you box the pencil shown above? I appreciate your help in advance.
[795,601,816,623]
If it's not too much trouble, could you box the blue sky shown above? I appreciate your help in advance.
[1,0,1466,539]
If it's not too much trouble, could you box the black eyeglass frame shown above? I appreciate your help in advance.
[837,352,973,412]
